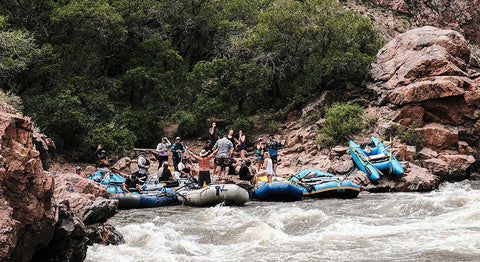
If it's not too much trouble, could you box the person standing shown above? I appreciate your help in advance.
[237,130,246,160]
[213,134,234,179]
[209,122,220,145]
[266,134,281,175]
[156,137,171,165]
[256,140,265,172]
[137,152,150,182]
[171,137,185,171]
[227,129,236,147]
[187,147,218,188]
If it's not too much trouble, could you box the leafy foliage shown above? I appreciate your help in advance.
[0,0,384,155]
[396,122,424,146]
[318,102,365,146]
[226,117,255,135]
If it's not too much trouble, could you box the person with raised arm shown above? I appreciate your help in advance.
[187,147,218,188]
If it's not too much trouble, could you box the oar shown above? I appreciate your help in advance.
[338,168,355,184]
[291,171,313,185]
[351,146,384,177]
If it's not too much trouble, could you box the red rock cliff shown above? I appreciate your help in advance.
[0,99,56,261]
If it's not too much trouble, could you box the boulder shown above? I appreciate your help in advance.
[421,154,475,181]
[439,154,475,180]
[417,123,458,151]
[0,98,56,262]
[395,162,439,192]
[366,0,480,44]
[394,144,416,161]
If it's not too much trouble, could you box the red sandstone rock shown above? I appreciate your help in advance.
[0,99,56,262]
[393,144,416,161]
[366,0,480,44]
[395,162,439,191]
[417,123,458,151]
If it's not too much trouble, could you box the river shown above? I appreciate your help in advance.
[86,181,480,261]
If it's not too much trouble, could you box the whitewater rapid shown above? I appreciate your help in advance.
[86,181,480,261]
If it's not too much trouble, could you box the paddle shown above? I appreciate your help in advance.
[290,171,312,185]
[338,168,355,184]
[351,145,384,177]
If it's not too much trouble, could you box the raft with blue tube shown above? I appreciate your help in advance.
[349,136,404,182]
[111,188,177,209]
[250,177,303,201]
[290,169,360,198]
[88,168,126,194]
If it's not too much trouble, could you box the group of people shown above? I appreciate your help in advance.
[87,122,282,189]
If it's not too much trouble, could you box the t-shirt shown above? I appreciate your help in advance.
[214,138,234,157]
[209,128,219,144]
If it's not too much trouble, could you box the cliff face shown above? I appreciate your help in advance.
[366,0,480,44]
[0,98,122,262]
[0,100,56,261]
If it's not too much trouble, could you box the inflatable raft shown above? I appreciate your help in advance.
[290,169,360,198]
[176,184,249,207]
[250,177,303,201]
[349,136,404,182]
[111,188,177,209]
[88,168,126,195]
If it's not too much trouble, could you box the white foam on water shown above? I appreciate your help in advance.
[87,181,480,261]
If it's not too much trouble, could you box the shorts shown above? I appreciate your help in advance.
[271,155,278,164]
[257,155,264,161]
[198,171,211,187]
[215,154,230,167]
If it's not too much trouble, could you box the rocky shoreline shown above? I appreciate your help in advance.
[1,25,480,261]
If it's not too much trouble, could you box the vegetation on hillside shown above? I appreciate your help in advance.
[0,0,384,156]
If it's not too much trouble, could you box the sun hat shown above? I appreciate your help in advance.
[199,150,208,157]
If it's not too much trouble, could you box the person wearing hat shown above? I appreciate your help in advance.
[156,137,171,164]
[95,144,109,168]
[122,174,143,193]
[171,137,185,171]
[75,166,86,178]
[187,147,218,188]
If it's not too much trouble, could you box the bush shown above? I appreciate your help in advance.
[226,117,255,135]
[396,122,424,146]
[87,122,136,155]
[318,102,364,147]
[0,89,23,112]
[116,108,164,148]
[176,112,205,139]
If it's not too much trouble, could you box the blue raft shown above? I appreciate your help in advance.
[290,169,360,199]
[250,179,303,201]
[111,188,177,209]
[349,136,404,182]
[88,168,126,194]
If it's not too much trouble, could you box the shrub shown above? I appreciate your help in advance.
[226,117,255,135]
[396,122,424,146]
[318,102,364,147]
[176,112,205,139]
[87,122,136,155]
[0,89,23,112]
